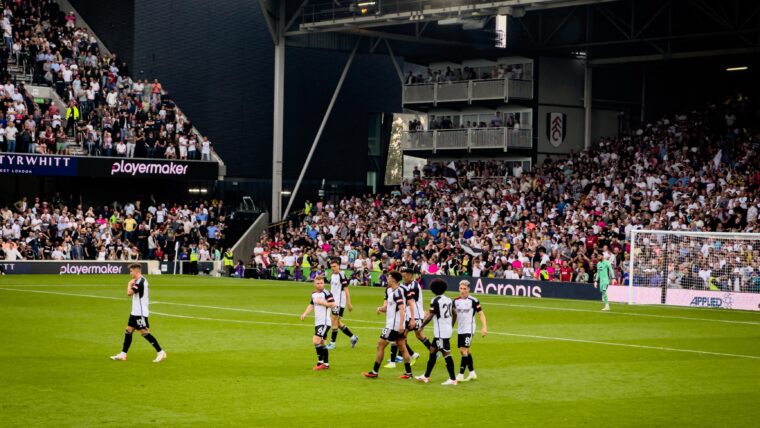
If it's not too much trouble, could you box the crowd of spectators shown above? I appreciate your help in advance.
[255,93,760,292]
[0,0,214,160]
[405,63,527,85]
[0,194,229,262]
[0,79,37,153]
[424,111,523,130]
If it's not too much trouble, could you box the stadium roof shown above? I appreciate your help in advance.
[260,0,760,65]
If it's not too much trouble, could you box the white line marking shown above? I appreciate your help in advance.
[151,300,380,324]
[0,287,124,301]
[3,287,758,361]
[478,300,760,326]
[152,310,760,361]
[151,311,316,328]
[10,282,760,325]
[488,331,760,360]
[0,287,378,324]
[152,311,384,331]
[0,282,274,288]
[13,283,758,325]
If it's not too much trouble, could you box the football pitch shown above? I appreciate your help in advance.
[1,275,759,427]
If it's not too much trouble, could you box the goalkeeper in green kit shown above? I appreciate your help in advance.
[594,254,613,311]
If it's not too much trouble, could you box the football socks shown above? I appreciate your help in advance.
[444,355,456,380]
[122,330,133,353]
[424,352,436,378]
[389,344,398,362]
[340,325,353,337]
[142,333,162,352]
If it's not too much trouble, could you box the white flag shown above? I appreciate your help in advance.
[444,161,457,184]
[713,150,722,170]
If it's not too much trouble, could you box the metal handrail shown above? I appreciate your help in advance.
[403,78,533,104]
[401,127,533,151]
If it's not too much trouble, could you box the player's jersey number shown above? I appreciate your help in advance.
[442,303,452,318]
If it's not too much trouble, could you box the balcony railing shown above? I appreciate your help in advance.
[508,128,533,148]
[403,78,532,105]
[400,127,532,152]
[508,79,533,100]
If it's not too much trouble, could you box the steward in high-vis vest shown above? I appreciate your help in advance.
[189,245,199,275]
[223,249,234,276]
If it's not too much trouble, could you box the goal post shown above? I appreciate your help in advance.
[627,229,760,311]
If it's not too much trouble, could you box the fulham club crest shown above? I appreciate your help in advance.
[546,112,567,147]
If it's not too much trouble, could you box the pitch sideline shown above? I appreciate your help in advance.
[2,286,759,361]
[2,283,758,326]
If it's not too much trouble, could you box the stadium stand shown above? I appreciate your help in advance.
[0,0,214,160]
[257,92,760,292]
[0,197,228,262]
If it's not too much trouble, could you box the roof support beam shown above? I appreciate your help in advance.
[384,38,405,84]
[541,7,578,46]
[633,0,670,38]
[691,0,755,47]
[284,0,310,33]
[541,27,760,51]
[282,39,361,220]
[340,28,475,47]
[589,46,760,65]
[259,0,279,45]
[296,0,617,33]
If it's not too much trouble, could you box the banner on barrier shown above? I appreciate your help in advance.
[0,154,218,180]
[665,289,760,311]
[420,275,601,301]
[0,154,78,176]
[160,261,217,274]
[607,285,662,305]
[1,261,147,275]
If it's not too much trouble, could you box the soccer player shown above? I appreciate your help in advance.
[386,268,431,368]
[326,261,359,350]
[416,278,458,385]
[595,253,613,311]
[300,276,337,370]
[362,271,414,379]
[110,263,167,362]
[453,280,487,381]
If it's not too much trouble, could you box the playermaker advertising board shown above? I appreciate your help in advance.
[420,275,601,301]
[0,154,218,180]
[1,261,148,275]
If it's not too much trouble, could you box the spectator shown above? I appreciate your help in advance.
[4,120,16,152]
[115,138,126,157]
[201,136,212,161]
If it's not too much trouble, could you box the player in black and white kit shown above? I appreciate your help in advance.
[362,271,414,379]
[386,268,431,368]
[454,280,487,381]
[416,278,458,385]
[110,263,166,362]
[326,261,358,350]
[300,276,337,370]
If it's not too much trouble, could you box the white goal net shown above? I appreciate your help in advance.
[627,230,760,310]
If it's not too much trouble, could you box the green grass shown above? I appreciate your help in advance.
[1,275,759,427]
